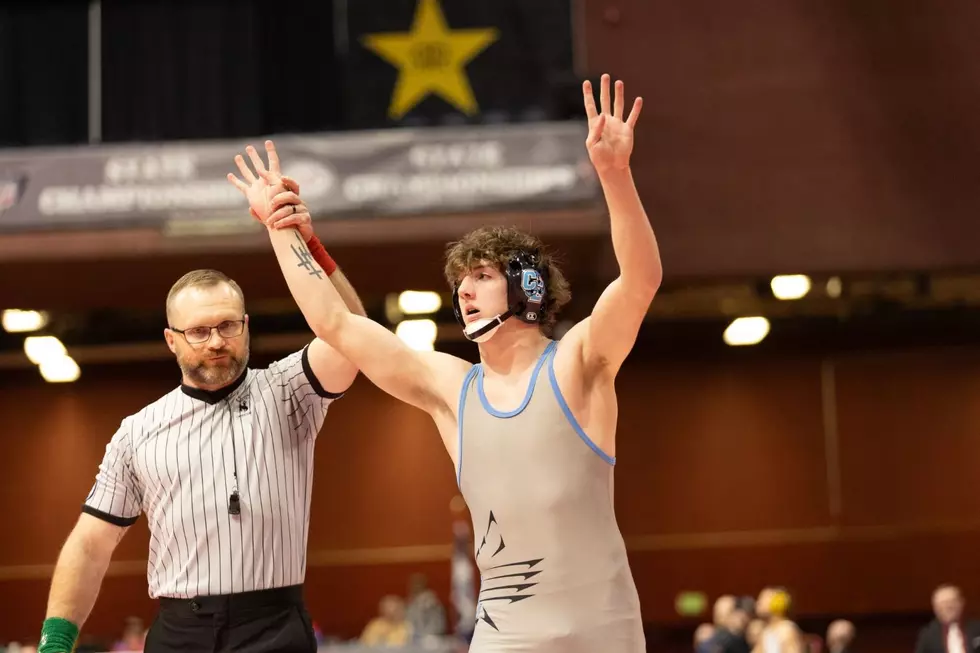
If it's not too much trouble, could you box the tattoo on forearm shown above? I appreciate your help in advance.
[290,231,324,280]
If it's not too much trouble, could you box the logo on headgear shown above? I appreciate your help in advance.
[521,269,544,303]
[525,311,537,321]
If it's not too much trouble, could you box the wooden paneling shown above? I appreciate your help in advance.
[615,358,831,534]
[307,380,459,549]
[834,347,980,526]
[580,0,980,276]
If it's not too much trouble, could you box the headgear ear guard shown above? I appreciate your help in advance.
[505,250,549,324]
[452,250,549,341]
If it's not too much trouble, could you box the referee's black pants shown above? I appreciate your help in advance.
[145,585,317,653]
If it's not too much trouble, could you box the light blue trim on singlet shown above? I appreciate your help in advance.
[546,343,617,466]
[456,365,480,488]
[476,340,557,418]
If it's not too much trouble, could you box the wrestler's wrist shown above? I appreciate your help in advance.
[39,616,79,653]
[595,164,633,185]
[305,234,338,276]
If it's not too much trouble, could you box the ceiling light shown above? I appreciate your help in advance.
[723,317,770,346]
[395,319,437,351]
[826,276,842,298]
[24,336,67,365]
[2,309,48,333]
[39,354,80,383]
[397,291,442,315]
[770,275,811,300]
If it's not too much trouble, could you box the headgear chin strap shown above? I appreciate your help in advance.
[461,313,512,342]
[452,250,549,342]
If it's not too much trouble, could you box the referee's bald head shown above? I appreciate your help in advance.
[166,269,246,325]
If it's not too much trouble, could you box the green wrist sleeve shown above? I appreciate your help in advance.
[39,617,79,653]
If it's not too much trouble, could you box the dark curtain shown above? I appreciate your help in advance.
[0,0,574,145]
[0,2,89,147]
[100,0,342,143]
[343,0,578,129]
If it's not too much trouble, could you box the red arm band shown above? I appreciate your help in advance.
[305,235,337,276]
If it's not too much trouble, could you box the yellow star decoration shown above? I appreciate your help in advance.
[361,0,499,119]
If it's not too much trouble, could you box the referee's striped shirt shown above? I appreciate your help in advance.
[82,345,342,598]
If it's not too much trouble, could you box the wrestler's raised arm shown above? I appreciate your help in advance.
[227,141,471,419]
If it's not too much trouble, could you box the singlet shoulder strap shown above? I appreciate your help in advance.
[546,338,616,466]
[455,364,480,488]
[475,340,557,418]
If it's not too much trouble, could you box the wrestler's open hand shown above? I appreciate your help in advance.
[226,140,313,241]
[583,74,642,174]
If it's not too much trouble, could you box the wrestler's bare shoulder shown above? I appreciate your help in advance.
[418,350,474,417]
[414,350,473,463]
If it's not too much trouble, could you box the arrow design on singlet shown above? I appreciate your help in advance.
[479,559,543,603]
[474,511,545,632]
[475,510,506,559]
[482,569,543,582]
[476,605,498,631]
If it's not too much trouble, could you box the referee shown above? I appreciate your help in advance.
[37,178,365,653]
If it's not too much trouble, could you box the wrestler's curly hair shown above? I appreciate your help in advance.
[443,226,571,333]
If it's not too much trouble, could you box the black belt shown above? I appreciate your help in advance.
[159,584,304,617]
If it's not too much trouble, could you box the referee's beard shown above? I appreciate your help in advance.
[178,331,250,389]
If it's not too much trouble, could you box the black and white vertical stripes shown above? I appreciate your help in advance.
[82,345,341,598]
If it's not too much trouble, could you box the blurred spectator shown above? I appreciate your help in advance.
[737,596,757,617]
[714,595,737,626]
[6,644,38,653]
[713,596,736,626]
[111,616,145,652]
[405,572,447,641]
[449,494,476,644]
[695,623,717,652]
[826,619,855,653]
[755,587,805,653]
[804,633,824,653]
[718,604,752,653]
[700,594,751,653]
[746,619,766,649]
[915,584,980,653]
[311,620,326,646]
[361,595,412,647]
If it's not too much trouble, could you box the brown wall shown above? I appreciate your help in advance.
[581,0,980,276]
[1,345,979,642]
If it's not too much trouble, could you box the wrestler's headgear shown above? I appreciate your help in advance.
[452,250,549,342]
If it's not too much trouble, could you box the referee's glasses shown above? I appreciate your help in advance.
[170,319,246,344]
